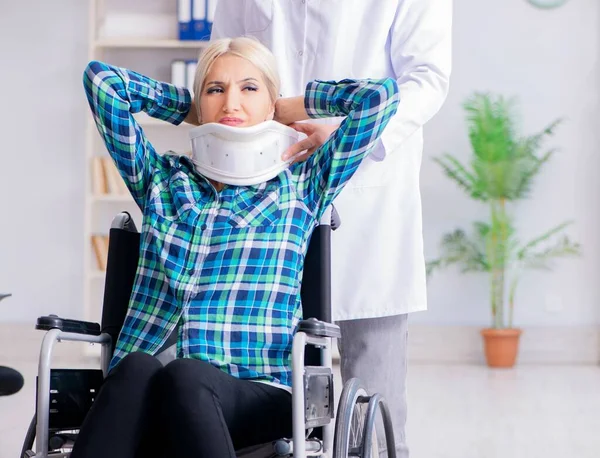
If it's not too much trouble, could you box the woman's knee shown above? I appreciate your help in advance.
[110,352,162,381]
[160,359,220,401]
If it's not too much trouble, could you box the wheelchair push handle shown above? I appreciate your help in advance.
[111,211,138,232]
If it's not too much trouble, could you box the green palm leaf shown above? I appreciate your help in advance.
[433,155,481,199]
[428,92,580,329]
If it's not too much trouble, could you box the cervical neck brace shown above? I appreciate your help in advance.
[188,121,299,186]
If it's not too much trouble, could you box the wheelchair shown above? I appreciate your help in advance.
[20,209,395,458]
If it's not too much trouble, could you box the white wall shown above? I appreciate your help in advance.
[0,0,598,328]
[419,0,600,327]
[0,1,88,321]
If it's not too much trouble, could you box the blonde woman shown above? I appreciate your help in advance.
[72,37,398,458]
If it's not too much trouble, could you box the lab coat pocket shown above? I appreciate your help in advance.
[243,0,273,33]
[346,156,392,189]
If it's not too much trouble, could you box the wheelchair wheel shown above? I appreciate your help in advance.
[333,378,370,457]
[360,394,396,458]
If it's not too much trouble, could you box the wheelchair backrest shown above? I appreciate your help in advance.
[100,212,332,361]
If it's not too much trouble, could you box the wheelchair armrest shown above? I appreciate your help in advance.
[36,315,101,336]
[298,318,341,339]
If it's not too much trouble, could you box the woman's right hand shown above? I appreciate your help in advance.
[184,99,201,126]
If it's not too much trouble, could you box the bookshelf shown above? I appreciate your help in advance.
[84,0,209,326]
[94,38,209,49]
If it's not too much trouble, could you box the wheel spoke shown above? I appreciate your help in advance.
[350,400,368,450]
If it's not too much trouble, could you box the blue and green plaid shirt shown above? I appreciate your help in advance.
[83,61,398,388]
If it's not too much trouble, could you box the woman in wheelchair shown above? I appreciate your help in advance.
[74,37,398,458]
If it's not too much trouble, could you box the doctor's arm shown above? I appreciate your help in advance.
[373,0,452,160]
[281,0,452,163]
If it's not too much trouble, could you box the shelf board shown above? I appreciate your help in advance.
[90,194,133,203]
[94,39,210,49]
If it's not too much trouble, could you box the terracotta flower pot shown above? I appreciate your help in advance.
[480,328,522,368]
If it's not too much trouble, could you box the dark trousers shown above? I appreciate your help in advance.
[70,352,293,458]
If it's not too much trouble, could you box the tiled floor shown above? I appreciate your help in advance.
[2,360,599,458]
[406,364,600,458]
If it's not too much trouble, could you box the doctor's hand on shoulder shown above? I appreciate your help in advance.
[275,96,338,163]
[281,122,339,164]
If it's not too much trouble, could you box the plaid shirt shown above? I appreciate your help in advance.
[84,61,398,388]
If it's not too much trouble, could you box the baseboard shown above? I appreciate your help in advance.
[406,325,600,365]
[2,323,598,365]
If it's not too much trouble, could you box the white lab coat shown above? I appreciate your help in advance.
[212,0,452,321]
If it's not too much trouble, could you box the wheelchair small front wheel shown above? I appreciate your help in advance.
[20,413,36,458]
[333,378,370,458]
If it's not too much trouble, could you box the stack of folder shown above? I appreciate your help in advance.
[171,59,198,93]
[178,0,219,41]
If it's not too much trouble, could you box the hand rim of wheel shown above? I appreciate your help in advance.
[333,378,370,457]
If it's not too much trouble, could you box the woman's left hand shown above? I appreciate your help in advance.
[274,97,308,126]
[282,122,339,163]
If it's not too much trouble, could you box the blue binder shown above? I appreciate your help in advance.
[178,0,194,41]
[192,0,209,40]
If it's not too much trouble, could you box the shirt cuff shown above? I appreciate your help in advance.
[128,80,192,126]
[304,80,338,119]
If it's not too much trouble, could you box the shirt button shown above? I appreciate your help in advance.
[298,50,304,57]
[200,224,207,230]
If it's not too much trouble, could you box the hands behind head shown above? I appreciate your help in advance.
[282,122,339,164]
[184,99,201,126]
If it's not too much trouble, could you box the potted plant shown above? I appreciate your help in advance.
[427,93,581,368]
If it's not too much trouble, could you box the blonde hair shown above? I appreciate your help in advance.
[193,37,280,105]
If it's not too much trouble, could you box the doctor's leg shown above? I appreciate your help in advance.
[338,314,409,458]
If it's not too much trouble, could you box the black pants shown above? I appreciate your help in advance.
[70,352,293,458]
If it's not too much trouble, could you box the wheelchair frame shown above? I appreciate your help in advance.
[23,209,395,458]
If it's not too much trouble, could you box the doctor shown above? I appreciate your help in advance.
[212,1,452,456]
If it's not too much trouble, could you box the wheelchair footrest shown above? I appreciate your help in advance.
[304,366,334,428]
